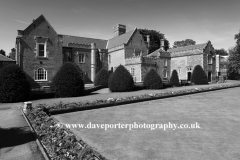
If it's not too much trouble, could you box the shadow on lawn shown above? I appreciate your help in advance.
[0,127,35,148]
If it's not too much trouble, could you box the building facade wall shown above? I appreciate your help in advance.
[171,54,203,80]
[19,17,62,87]
[125,30,148,58]
[108,47,125,71]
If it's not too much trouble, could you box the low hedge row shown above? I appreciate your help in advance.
[25,105,107,160]
[46,83,240,113]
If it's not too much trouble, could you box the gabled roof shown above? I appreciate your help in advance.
[59,35,108,49]
[168,41,211,57]
[147,48,170,58]
[107,28,137,49]
[168,41,209,53]
[0,54,15,62]
[23,14,57,34]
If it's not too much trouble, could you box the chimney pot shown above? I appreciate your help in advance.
[113,24,126,37]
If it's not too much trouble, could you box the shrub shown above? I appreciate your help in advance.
[170,70,180,86]
[191,65,208,85]
[143,68,163,89]
[94,68,109,87]
[108,65,134,92]
[51,62,84,97]
[0,64,30,103]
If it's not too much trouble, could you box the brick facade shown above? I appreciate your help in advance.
[16,15,62,87]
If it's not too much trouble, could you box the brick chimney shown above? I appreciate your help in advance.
[113,24,126,37]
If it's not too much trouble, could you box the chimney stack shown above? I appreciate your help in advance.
[113,24,126,37]
[160,39,164,51]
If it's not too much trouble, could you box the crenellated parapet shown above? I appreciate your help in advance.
[125,55,142,65]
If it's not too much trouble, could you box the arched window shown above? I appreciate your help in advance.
[34,68,47,81]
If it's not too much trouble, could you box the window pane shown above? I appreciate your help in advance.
[39,44,44,50]
[39,50,44,57]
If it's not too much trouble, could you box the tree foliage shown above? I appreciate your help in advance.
[215,48,228,56]
[0,64,30,103]
[94,68,109,87]
[173,39,196,48]
[51,62,84,97]
[170,70,180,86]
[139,29,169,53]
[0,49,6,56]
[191,65,208,85]
[108,65,134,92]
[227,30,240,80]
[143,68,163,89]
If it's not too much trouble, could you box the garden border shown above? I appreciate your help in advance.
[21,109,51,160]
[48,83,240,115]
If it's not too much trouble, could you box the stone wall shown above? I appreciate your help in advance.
[125,30,148,58]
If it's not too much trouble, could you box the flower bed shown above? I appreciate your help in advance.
[46,83,240,115]
[24,105,107,160]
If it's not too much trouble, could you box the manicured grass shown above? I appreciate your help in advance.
[54,87,240,160]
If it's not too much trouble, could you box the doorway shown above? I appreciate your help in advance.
[208,72,212,82]
[187,72,191,81]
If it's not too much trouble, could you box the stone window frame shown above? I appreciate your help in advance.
[78,52,86,63]
[163,69,168,78]
[178,68,181,74]
[34,67,47,81]
[130,68,135,77]
[34,36,48,58]
[164,58,168,67]
[208,54,213,64]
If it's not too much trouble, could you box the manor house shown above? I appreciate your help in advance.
[14,15,216,88]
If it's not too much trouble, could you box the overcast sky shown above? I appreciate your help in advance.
[1,0,240,54]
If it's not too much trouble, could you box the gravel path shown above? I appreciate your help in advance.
[0,104,44,160]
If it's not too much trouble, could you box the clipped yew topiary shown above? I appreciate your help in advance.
[191,65,208,85]
[170,70,180,86]
[51,62,84,98]
[108,65,134,92]
[144,68,163,89]
[94,68,109,87]
[0,64,30,103]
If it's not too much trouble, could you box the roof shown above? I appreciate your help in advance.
[0,54,15,62]
[147,48,170,58]
[168,42,209,53]
[23,14,57,34]
[107,29,137,49]
[60,35,108,49]
[168,41,211,57]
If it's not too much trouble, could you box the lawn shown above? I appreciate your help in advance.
[54,87,240,160]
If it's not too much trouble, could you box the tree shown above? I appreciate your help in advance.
[94,68,109,87]
[191,65,208,85]
[173,39,196,48]
[227,30,240,80]
[0,49,6,56]
[143,68,163,89]
[139,29,170,53]
[108,65,134,92]
[170,70,180,86]
[215,48,228,56]
[51,62,84,97]
[0,64,30,103]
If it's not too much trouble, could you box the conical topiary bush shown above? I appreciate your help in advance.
[108,65,134,92]
[191,65,208,85]
[94,68,109,87]
[143,68,163,89]
[0,64,30,103]
[170,70,180,86]
[51,62,84,97]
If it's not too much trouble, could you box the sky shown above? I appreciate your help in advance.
[1,0,240,55]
